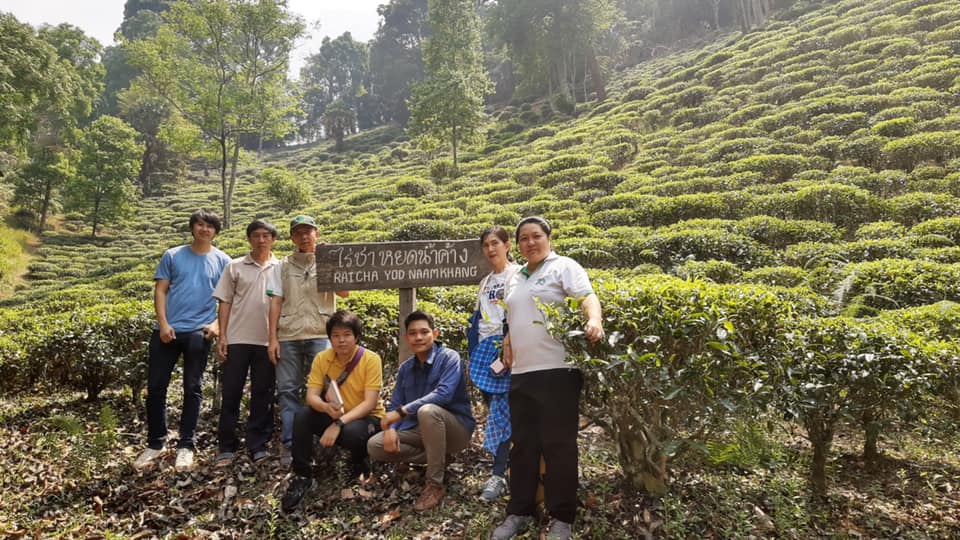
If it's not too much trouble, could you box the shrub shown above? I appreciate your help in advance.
[792,183,880,231]
[813,258,960,309]
[729,154,811,182]
[261,167,314,213]
[429,158,457,179]
[525,126,557,143]
[812,112,869,136]
[545,135,584,150]
[537,166,607,189]
[539,154,592,174]
[910,217,960,245]
[674,259,742,283]
[838,134,886,167]
[390,219,462,241]
[856,221,907,240]
[883,131,960,170]
[741,265,808,287]
[775,316,945,498]
[737,215,841,249]
[677,85,713,108]
[623,86,656,102]
[395,177,436,198]
[551,93,576,116]
[639,229,774,269]
[887,192,960,225]
[38,301,154,401]
[872,117,915,137]
[549,276,815,494]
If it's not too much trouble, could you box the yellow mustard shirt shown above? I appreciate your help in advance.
[306,347,386,418]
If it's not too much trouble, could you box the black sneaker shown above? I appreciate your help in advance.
[281,476,315,513]
[350,458,371,480]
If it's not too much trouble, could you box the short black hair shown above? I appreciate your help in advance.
[246,219,277,239]
[326,310,362,341]
[404,310,435,330]
[189,209,222,234]
[515,215,551,243]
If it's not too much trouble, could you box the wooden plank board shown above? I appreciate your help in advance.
[315,239,491,291]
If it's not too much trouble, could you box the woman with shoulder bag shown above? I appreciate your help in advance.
[468,225,521,502]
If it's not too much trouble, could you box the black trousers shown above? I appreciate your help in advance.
[291,405,381,478]
[217,344,276,455]
[146,329,210,450]
[506,368,583,524]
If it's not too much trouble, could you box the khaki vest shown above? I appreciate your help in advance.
[277,251,336,341]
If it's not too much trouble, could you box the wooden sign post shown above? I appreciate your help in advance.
[316,240,491,362]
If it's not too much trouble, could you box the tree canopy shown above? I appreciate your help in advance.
[407,0,492,170]
[127,0,304,228]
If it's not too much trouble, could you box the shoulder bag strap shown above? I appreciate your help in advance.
[335,346,365,386]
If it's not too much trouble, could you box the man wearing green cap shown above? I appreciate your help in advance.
[267,215,348,465]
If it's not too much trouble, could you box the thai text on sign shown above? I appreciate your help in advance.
[316,239,491,290]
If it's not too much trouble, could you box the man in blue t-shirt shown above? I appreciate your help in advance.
[134,209,232,473]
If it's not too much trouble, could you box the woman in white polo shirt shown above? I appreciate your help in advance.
[491,216,604,540]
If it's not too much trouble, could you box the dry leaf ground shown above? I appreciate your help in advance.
[1,381,958,539]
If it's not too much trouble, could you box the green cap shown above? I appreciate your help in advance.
[289,214,317,232]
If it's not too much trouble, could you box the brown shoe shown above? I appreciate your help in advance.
[413,480,445,512]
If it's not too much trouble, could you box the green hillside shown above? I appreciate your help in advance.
[3,0,960,537]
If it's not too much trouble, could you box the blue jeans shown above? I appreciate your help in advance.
[146,329,211,450]
[277,338,330,448]
[217,344,276,455]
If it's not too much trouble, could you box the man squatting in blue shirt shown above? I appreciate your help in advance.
[367,310,476,512]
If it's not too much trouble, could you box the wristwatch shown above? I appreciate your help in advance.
[397,406,408,418]
[334,419,345,428]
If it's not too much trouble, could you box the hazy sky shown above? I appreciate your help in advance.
[0,0,383,77]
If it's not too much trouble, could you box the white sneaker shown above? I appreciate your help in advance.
[133,448,163,471]
[174,448,196,472]
[480,475,508,502]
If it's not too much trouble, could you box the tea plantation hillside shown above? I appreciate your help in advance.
[3,0,960,537]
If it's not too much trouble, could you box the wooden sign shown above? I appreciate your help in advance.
[316,239,491,290]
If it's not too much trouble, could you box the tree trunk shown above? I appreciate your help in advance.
[805,411,834,501]
[587,46,607,101]
[39,176,53,234]
[219,136,230,229]
[862,410,881,465]
[91,191,102,238]
[738,0,750,33]
[227,138,240,230]
[614,400,668,496]
[139,145,152,196]
[713,0,721,30]
[452,122,458,172]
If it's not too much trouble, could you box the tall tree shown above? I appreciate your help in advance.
[486,0,621,102]
[100,1,173,117]
[64,116,143,238]
[299,32,369,141]
[11,147,74,231]
[117,85,189,195]
[128,0,304,228]
[368,0,429,125]
[321,99,356,152]
[407,0,492,170]
[4,19,103,231]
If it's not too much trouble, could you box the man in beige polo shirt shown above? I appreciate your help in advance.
[213,219,280,466]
